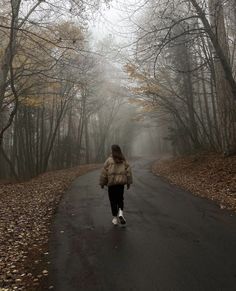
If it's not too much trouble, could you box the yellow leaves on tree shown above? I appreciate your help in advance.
[124,63,166,119]
[131,84,161,96]
[19,81,64,108]
[55,22,85,47]
[129,97,158,114]
[125,63,148,81]
[20,96,43,108]
[125,63,163,96]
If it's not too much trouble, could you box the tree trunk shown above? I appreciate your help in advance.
[208,0,236,153]
[190,0,236,100]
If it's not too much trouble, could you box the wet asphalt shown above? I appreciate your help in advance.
[48,159,236,291]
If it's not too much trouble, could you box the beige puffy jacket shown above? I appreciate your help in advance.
[99,157,133,187]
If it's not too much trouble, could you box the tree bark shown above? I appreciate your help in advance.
[189,0,236,100]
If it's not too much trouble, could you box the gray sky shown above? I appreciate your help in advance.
[90,0,145,42]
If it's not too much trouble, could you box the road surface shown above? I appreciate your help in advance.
[48,159,236,291]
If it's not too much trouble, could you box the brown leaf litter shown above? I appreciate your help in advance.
[0,164,100,291]
[152,153,236,212]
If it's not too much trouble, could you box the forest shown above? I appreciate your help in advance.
[126,0,236,155]
[0,0,139,179]
[0,0,235,180]
[0,1,236,290]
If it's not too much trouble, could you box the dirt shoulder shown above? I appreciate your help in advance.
[0,165,100,291]
[152,153,236,212]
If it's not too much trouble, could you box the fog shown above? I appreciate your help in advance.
[89,0,172,158]
[0,0,235,179]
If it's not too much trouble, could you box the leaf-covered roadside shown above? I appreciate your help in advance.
[0,165,100,291]
[152,153,236,211]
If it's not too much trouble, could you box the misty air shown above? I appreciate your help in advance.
[0,0,236,290]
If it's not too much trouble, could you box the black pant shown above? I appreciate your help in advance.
[108,185,124,216]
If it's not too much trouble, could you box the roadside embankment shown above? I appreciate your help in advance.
[0,164,100,291]
[152,153,236,212]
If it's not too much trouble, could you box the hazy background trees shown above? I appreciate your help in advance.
[1,0,235,180]
[126,0,236,156]
[0,0,139,179]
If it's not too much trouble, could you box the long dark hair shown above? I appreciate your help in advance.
[111,144,125,163]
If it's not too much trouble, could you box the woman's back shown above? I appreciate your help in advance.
[100,156,132,186]
[99,144,133,226]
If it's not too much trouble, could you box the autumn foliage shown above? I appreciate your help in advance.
[153,153,236,211]
[0,165,100,290]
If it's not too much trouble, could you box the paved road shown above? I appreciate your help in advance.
[48,159,236,291]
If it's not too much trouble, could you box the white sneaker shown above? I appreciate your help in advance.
[118,209,126,225]
[112,217,118,226]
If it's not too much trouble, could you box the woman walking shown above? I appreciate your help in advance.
[100,145,133,225]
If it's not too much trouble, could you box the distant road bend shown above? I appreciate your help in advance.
[48,158,236,291]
